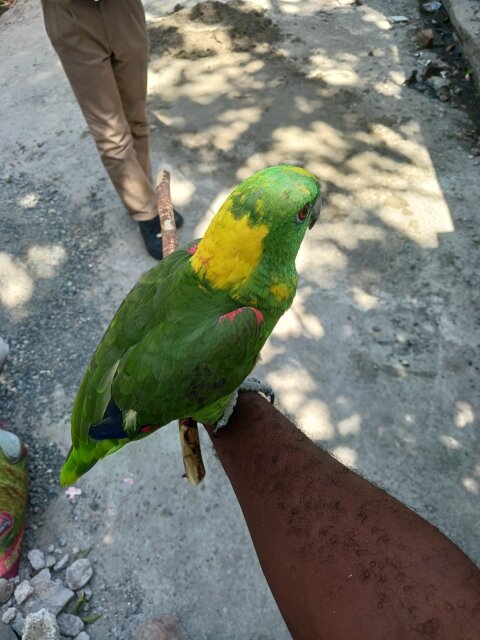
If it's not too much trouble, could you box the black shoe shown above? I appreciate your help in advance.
[173,210,184,229]
[139,210,184,260]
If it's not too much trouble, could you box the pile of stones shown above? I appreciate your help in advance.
[0,544,99,640]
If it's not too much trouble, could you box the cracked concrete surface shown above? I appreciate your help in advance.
[0,0,479,638]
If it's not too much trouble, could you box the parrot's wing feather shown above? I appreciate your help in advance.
[111,305,267,428]
[73,246,197,444]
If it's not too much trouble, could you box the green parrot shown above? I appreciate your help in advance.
[60,165,321,486]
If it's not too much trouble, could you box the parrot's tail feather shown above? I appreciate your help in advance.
[60,438,126,486]
[60,447,97,486]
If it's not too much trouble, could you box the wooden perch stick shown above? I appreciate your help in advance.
[156,170,206,486]
[179,418,206,485]
[156,169,178,255]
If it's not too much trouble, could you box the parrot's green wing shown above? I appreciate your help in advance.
[60,246,268,485]
[112,303,266,426]
[61,247,191,484]
[71,247,190,449]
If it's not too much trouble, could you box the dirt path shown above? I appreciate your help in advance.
[1,1,479,638]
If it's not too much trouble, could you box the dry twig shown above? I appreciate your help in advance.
[156,170,178,255]
[156,170,206,485]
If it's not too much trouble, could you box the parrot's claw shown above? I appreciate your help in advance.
[239,377,275,405]
[214,390,239,434]
[213,377,275,434]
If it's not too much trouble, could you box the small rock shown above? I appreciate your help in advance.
[31,569,51,586]
[22,579,74,616]
[0,621,16,640]
[418,28,433,49]
[422,1,442,11]
[47,546,55,554]
[388,15,409,23]
[14,581,33,606]
[57,614,84,638]
[59,537,67,548]
[427,76,450,91]
[135,615,187,640]
[22,608,60,640]
[1,608,16,625]
[437,86,450,102]
[0,579,14,606]
[53,555,69,572]
[11,613,25,637]
[27,551,45,573]
[74,633,90,640]
[65,560,92,591]
[45,556,56,569]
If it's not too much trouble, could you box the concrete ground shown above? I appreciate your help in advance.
[0,0,479,638]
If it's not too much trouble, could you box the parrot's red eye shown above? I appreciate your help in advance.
[297,204,310,223]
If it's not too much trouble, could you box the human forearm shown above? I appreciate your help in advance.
[205,393,480,640]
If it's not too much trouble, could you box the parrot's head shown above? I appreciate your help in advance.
[191,165,321,308]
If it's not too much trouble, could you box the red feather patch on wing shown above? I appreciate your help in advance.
[219,307,264,325]
[140,425,161,434]
[251,308,264,325]
[187,244,198,255]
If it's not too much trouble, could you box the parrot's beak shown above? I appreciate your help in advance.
[309,196,321,229]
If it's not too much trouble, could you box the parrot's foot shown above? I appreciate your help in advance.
[214,390,239,434]
[239,377,275,405]
[213,377,275,434]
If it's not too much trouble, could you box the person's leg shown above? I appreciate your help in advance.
[102,0,184,255]
[104,0,153,182]
[40,0,156,222]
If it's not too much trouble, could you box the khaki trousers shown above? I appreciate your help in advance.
[41,0,157,221]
